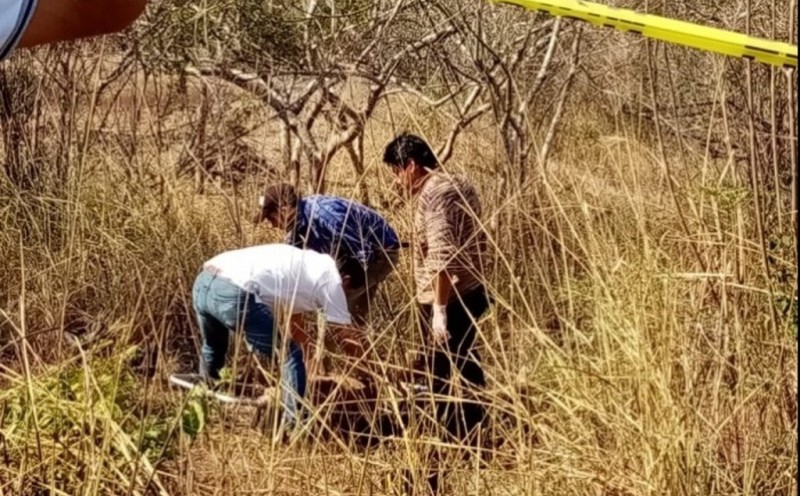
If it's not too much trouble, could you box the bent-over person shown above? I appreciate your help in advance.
[187,244,367,428]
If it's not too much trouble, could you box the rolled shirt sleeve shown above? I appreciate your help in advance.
[423,187,460,276]
[316,278,352,326]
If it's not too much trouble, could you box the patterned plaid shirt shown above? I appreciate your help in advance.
[288,195,400,266]
[414,173,487,304]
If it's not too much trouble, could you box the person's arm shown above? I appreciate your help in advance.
[289,313,311,345]
[424,186,461,344]
[18,0,147,49]
[291,312,327,376]
[433,269,453,306]
[430,272,453,345]
[317,273,370,367]
[327,324,368,358]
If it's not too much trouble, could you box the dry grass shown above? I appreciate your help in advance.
[0,30,796,496]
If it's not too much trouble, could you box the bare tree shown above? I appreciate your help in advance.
[181,0,455,196]
[405,1,583,187]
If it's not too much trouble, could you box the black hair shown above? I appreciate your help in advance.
[337,257,367,289]
[262,183,298,212]
[253,183,299,224]
[382,132,438,170]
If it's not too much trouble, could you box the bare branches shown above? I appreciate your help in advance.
[181,2,464,193]
[538,27,581,167]
[437,84,491,164]
[436,6,577,182]
[521,18,562,116]
[179,0,581,191]
[354,1,405,67]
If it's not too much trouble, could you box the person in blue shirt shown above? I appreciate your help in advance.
[254,183,401,325]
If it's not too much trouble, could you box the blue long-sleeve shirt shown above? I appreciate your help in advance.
[287,195,400,266]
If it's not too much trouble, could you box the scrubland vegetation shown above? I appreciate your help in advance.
[0,1,796,494]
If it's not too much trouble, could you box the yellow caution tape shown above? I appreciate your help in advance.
[493,0,798,68]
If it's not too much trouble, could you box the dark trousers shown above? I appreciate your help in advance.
[417,286,490,441]
[403,286,490,494]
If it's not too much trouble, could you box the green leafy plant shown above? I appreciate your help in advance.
[181,389,208,439]
[0,347,180,493]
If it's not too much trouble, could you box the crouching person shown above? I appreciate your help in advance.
[190,244,366,428]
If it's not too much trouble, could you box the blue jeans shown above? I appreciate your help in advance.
[192,270,307,425]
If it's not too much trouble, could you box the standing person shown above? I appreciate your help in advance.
[253,183,401,325]
[382,132,491,442]
[2,0,147,60]
[185,244,367,428]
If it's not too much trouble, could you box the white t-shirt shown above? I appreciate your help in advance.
[0,0,37,60]
[204,244,352,326]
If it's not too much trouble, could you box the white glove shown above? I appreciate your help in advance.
[431,304,450,345]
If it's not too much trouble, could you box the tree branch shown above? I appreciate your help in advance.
[538,28,581,167]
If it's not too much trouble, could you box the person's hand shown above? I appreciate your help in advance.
[307,353,327,378]
[328,324,368,358]
[431,304,450,345]
[289,314,309,344]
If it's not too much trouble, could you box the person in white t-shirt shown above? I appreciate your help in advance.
[189,244,366,426]
[1,0,147,60]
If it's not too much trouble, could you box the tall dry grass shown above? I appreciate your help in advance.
[0,14,796,496]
